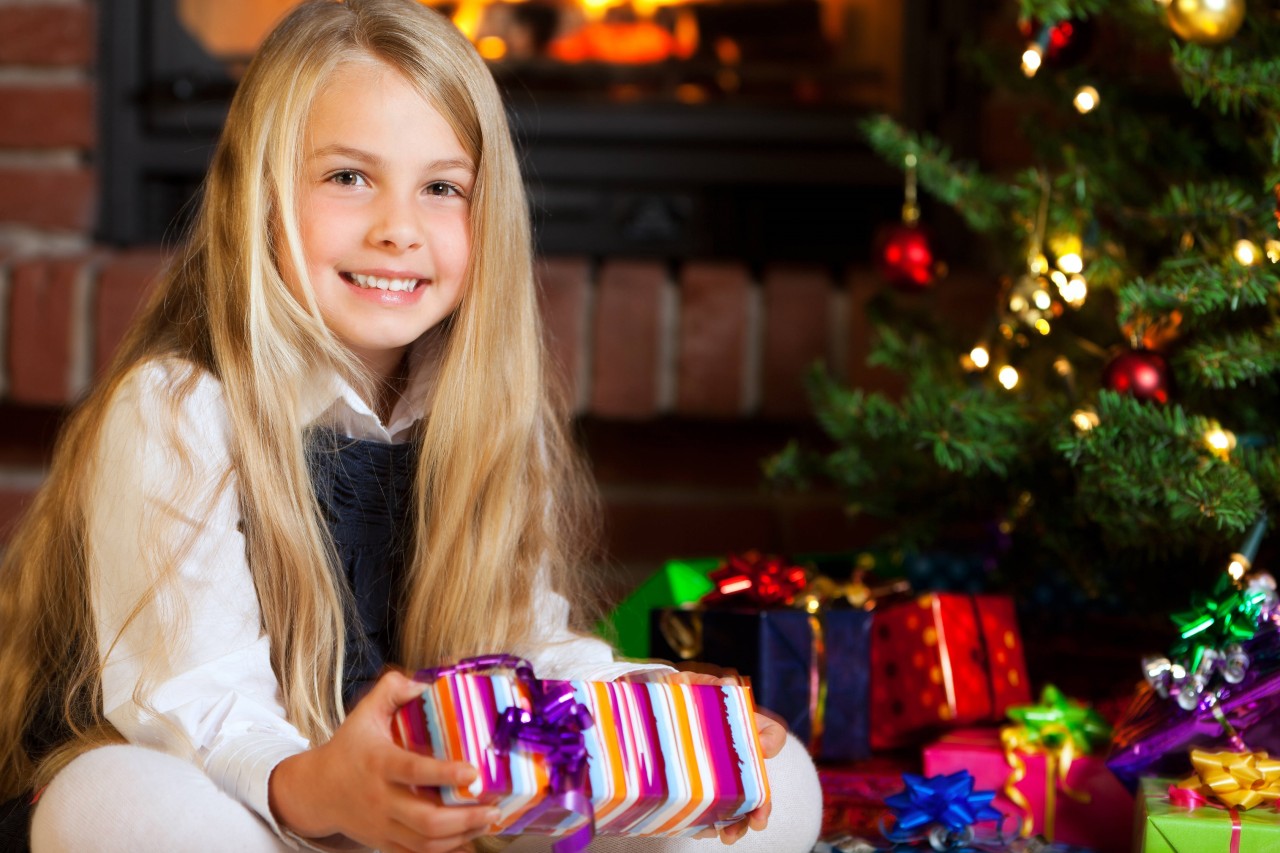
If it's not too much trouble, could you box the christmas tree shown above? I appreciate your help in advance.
[770,0,1280,607]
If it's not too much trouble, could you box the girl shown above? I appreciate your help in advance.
[0,1,821,851]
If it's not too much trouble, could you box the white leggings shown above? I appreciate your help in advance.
[31,735,821,853]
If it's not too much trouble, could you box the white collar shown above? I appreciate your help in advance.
[297,337,440,444]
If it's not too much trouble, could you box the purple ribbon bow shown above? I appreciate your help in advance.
[415,654,596,853]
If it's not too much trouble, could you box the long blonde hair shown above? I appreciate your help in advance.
[0,0,599,797]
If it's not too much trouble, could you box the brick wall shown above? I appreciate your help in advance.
[0,0,998,586]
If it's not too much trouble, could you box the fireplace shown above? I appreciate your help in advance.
[98,0,985,262]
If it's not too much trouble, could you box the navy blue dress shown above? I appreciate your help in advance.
[306,426,419,707]
[0,428,418,851]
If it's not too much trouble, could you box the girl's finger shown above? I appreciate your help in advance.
[387,748,479,789]
[391,797,500,840]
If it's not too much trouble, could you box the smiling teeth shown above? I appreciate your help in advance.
[349,273,419,292]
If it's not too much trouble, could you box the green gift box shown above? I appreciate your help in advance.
[600,558,717,659]
[1138,776,1280,852]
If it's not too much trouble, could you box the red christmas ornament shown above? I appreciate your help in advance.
[1102,349,1173,404]
[876,223,936,291]
[1018,17,1096,68]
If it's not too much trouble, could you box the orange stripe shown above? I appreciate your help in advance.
[653,685,704,834]
[590,682,629,825]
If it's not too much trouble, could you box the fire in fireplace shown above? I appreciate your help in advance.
[99,0,985,262]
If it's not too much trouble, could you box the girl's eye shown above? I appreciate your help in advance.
[328,170,367,187]
[426,181,463,197]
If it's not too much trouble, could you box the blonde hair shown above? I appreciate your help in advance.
[0,0,600,797]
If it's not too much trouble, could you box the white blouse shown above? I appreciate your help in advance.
[85,352,666,841]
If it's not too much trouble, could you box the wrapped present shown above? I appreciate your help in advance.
[393,655,769,845]
[650,606,872,762]
[870,593,1030,749]
[818,758,913,839]
[922,688,1132,853]
[1137,750,1280,851]
[600,558,717,659]
[1108,591,1280,787]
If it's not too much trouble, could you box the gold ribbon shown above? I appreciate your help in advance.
[999,723,1091,839]
[657,609,702,660]
[1176,748,1280,810]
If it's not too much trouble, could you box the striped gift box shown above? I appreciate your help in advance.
[393,673,771,839]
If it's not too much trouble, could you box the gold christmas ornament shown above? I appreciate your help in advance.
[1166,0,1246,46]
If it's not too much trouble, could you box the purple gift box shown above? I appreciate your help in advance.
[1107,628,1280,787]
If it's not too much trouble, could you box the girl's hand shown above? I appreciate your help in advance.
[269,670,499,853]
[620,669,785,845]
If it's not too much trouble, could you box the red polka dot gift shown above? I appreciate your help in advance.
[869,593,1031,749]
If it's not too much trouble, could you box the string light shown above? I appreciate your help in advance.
[1033,289,1052,310]
[1267,240,1280,263]
[1071,408,1100,431]
[1204,427,1237,459]
[1029,253,1050,275]
[1057,252,1084,274]
[1059,275,1088,307]
[1034,318,1051,335]
[1022,44,1044,77]
[970,346,990,369]
[1227,558,1247,581]
[998,366,1020,389]
[1073,85,1100,114]
[1234,239,1261,265]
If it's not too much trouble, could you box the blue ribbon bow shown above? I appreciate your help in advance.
[883,771,1005,850]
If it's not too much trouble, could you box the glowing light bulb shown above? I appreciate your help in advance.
[970,346,990,369]
[1022,44,1043,77]
[1034,318,1051,335]
[1033,289,1052,310]
[1073,86,1100,114]
[1205,427,1236,458]
[1228,560,1247,581]
[1058,252,1084,274]
[1029,254,1050,275]
[1267,240,1280,263]
[1071,408,1100,431]
[998,366,1019,390]
[1059,275,1088,307]
[1234,239,1260,266]
[1010,295,1028,313]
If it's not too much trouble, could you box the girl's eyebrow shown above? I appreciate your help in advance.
[311,144,475,174]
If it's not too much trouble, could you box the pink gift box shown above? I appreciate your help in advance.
[922,726,1133,853]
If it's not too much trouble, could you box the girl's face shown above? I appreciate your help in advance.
[293,59,473,380]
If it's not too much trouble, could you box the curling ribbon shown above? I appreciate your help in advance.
[1166,782,1243,853]
[415,655,596,853]
[998,685,1109,839]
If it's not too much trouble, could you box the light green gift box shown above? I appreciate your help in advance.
[1138,776,1280,852]
[598,558,717,660]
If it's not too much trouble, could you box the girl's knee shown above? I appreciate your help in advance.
[32,744,289,853]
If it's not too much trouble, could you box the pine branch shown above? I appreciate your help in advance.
[1117,257,1278,326]
[1172,43,1280,115]
[859,116,1012,234]
[1176,326,1280,390]
[1056,392,1264,549]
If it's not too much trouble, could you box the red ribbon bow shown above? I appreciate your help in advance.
[701,551,808,608]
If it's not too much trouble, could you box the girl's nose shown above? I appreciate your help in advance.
[369,194,424,250]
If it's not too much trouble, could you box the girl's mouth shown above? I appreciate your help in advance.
[341,272,424,293]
